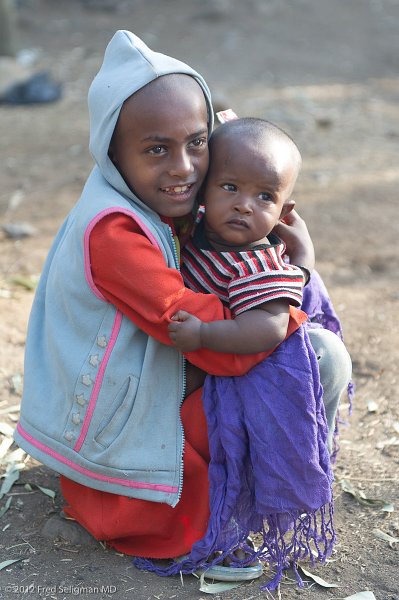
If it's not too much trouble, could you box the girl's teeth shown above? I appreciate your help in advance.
[164,185,189,193]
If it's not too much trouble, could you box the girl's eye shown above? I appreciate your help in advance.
[222,183,237,192]
[148,145,166,155]
[259,192,273,202]
[190,137,207,149]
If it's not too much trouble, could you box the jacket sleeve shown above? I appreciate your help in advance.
[89,212,276,376]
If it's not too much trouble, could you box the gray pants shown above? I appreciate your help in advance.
[308,327,353,452]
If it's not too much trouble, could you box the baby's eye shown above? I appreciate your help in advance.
[259,192,273,202]
[222,183,237,192]
[148,145,167,155]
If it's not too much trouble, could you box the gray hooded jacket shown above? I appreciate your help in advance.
[14,31,213,507]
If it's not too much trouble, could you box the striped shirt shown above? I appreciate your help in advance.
[181,221,304,317]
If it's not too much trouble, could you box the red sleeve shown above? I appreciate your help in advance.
[89,213,305,376]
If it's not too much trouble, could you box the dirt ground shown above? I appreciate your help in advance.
[0,1,398,599]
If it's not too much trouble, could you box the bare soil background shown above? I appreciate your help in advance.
[0,1,398,599]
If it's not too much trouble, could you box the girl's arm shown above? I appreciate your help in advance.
[89,213,299,376]
[273,209,315,274]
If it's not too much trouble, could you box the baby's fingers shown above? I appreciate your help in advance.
[171,310,191,322]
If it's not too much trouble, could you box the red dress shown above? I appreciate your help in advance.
[61,213,305,557]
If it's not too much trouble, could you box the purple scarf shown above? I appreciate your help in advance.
[134,271,350,588]
[135,326,335,589]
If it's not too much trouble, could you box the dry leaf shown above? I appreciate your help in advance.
[0,422,14,437]
[298,565,338,588]
[0,402,21,414]
[367,401,378,413]
[372,528,399,544]
[0,437,14,460]
[376,437,399,450]
[9,374,23,396]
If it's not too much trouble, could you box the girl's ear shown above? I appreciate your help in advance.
[279,199,295,220]
[108,144,117,164]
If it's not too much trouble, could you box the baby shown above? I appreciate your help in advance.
[169,117,312,356]
[165,118,343,587]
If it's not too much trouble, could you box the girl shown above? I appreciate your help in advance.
[14,31,351,587]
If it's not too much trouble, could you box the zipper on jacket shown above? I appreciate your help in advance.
[168,225,186,503]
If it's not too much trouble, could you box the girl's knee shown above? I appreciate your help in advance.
[308,327,352,389]
[308,328,352,452]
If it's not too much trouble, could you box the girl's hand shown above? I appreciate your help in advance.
[273,209,315,271]
[168,310,203,352]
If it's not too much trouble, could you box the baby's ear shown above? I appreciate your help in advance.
[279,199,295,220]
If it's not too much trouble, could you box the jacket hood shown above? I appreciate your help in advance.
[88,30,214,205]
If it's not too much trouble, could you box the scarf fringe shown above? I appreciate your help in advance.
[133,502,335,591]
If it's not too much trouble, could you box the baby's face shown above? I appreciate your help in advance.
[203,135,298,250]
[109,75,209,218]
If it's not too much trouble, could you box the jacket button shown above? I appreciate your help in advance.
[64,431,74,441]
[72,413,80,425]
[82,374,93,386]
[97,335,107,348]
[76,394,85,405]
[89,354,99,367]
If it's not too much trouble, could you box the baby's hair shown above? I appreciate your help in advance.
[210,117,302,170]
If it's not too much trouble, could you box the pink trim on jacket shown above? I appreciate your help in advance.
[74,309,123,452]
[17,422,178,494]
[83,207,160,300]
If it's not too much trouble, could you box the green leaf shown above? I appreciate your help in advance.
[340,479,394,512]
[343,593,376,600]
[0,558,23,571]
[0,496,12,518]
[198,572,243,594]
[35,485,56,501]
[298,565,338,588]
[0,464,20,499]
[8,275,39,291]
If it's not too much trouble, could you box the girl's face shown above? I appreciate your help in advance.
[203,135,297,250]
[109,75,209,218]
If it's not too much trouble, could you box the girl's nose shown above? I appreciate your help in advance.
[168,149,193,178]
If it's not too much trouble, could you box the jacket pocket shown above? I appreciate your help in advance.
[94,375,139,448]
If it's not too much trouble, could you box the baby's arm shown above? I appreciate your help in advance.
[168,300,290,354]
[89,212,286,376]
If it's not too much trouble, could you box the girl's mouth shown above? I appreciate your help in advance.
[160,184,196,205]
[161,184,193,194]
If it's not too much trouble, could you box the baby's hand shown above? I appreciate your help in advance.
[168,310,203,352]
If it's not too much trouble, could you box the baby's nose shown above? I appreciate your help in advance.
[234,196,253,213]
